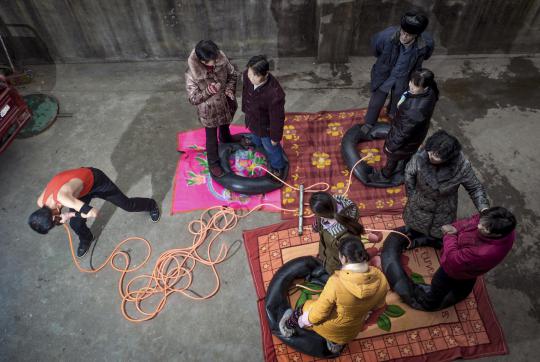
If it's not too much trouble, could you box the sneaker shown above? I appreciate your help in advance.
[326,340,344,354]
[77,236,95,258]
[149,199,160,223]
[278,309,295,337]
[210,165,225,178]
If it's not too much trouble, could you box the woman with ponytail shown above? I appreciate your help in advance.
[279,236,389,354]
[369,68,439,183]
[309,191,373,275]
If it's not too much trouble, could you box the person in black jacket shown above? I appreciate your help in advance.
[360,11,434,136]
[369,69,439,183]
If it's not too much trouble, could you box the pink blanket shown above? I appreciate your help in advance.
[171,125,281,214]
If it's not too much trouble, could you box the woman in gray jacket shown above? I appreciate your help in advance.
[403,130,490,243]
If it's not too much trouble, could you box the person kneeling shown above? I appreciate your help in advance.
[279,237,389,354]
[415,207,516,310]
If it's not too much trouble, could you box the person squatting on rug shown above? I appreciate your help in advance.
[279,237,389,354]
[185,40,240,178]
[411,207,516,311]
[28,167,160,257]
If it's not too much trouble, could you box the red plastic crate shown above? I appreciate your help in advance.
[0,75,32,154]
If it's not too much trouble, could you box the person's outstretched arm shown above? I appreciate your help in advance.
[461,160,490,212]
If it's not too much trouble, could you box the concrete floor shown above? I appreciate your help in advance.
[1,55,539,361]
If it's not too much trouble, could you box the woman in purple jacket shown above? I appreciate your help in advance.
[415,207,516,310]
[241,55,287,180]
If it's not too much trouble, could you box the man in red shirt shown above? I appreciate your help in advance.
[28,167,160,257]
[415,207,516,310]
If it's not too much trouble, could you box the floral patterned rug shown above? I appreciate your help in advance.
[243,217,508,362]
[280,109,406,220]
[171,125,281,214]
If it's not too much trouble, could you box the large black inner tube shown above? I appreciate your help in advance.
[380,231,424,309]
[341,123,405,188]
[210,137,289,195]
[265,256,339,359]
[381,229,472,311]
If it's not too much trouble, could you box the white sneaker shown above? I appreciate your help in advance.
[278,309,295,337]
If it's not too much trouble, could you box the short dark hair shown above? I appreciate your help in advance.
[410,68,439,99]
[339,236,370,263]
[247,55,269,77]
[195,40,220,62]
[28,207,54,234]
[480,207,516,236]
[401,11,429,35]
[425,130,462,162]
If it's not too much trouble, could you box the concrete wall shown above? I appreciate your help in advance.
[1,0,540,64]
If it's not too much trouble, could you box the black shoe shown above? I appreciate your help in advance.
[150,199,160,223]
[77,237,95,258]
[368,169,391,183]
[359,123,373,137]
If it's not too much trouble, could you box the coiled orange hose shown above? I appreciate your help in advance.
[62,152,409,321]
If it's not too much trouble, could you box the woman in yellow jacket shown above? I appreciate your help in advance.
[279,236,389,354]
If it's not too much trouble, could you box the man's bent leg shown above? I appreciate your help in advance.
[90,169,159,221]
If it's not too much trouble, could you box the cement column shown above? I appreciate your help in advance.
[316,0,356,63]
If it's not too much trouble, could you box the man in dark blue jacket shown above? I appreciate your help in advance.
[361,11,434,136]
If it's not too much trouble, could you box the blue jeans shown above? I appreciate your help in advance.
[248,134,286,169]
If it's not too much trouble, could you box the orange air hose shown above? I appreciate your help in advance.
[62,152,410,321]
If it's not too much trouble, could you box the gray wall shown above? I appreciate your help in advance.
[1,0,540,64]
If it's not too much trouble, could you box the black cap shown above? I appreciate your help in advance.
[400,11,429,35]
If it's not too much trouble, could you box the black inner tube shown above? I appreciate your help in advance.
[210,137,289,195]
[381,229,474,311]
[265,256,339,358]
[341,123,405,188]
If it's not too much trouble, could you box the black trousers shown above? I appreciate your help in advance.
[69,168,154,244]
[415,267,476,311]
[205,124,233,166]
[364,87,402,126]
